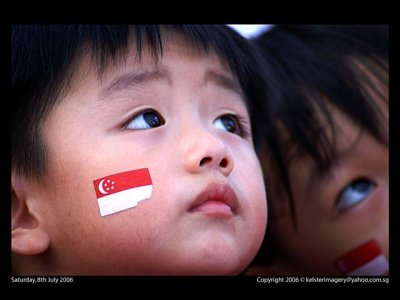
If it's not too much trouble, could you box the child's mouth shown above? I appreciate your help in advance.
[188,182,239,218]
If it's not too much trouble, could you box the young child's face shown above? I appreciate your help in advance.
[27,39,267,274]
[262,104,388,275]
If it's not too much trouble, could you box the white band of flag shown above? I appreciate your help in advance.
[98,185,153,216]
[347,255,389,276]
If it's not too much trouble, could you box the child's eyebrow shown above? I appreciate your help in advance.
[99,67,243,100]
[203,69,243,96]
[100,68,170,100]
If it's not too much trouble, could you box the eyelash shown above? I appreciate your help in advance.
[124,109,165,130]
[229,114,251,138]
[335,177,376,212]
[123,109,250,138]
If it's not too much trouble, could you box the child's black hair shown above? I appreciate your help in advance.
[12,25,269,181]
[250,25,388,265]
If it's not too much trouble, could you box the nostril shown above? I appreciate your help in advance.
[200,157,212,166]
[220,158,228,168]
[199,157,229,168]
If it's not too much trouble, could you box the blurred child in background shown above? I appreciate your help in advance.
[247,25,388,275]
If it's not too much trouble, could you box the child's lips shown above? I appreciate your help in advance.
[188,182,239,218]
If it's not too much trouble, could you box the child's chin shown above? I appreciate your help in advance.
[184,256,248,275]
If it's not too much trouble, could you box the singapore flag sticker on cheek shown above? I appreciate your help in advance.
[93,168,153,216]
[335,239,388,276]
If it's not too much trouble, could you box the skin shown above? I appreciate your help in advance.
[11,38,267,275]
[249,104,388,275]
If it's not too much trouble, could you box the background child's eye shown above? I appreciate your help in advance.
[336,178,375,211]
[213,114,242,136]
[126,109,165,130]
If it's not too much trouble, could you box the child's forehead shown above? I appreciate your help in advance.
[276,104,359,162]
[78,35,234,85]
[66,36,242,106]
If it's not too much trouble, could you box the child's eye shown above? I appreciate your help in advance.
[336,178,375,211]
[213,114,243,136]
[125,109,165,130]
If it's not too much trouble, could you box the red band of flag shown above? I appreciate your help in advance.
[94,168,152,198]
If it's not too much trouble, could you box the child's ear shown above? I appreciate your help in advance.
[11,173,49,256]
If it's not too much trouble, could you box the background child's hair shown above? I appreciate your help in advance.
[250,25,388,264]
[12,25,269,181]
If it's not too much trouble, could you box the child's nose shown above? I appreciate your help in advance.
[182,129,234,177]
